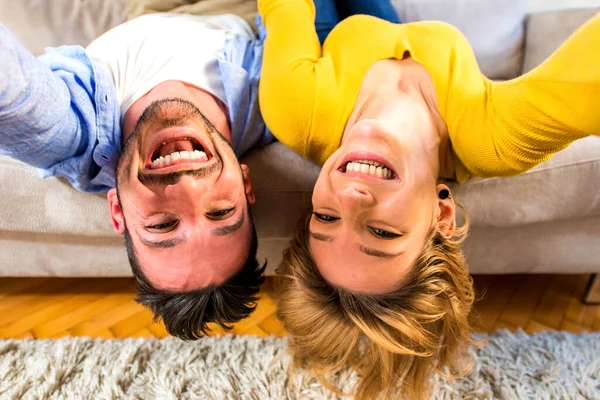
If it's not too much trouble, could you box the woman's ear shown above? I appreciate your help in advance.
[435,183,456,237]
[240,164,256,205]
[107,188,125,235]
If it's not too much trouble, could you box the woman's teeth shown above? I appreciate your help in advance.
[345,160,393,178]
[151,150,208,169]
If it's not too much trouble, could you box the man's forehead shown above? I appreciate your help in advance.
[137,217,253,290]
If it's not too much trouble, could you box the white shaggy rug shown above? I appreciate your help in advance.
[0,330,598,399]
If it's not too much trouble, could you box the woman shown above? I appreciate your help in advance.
[258,0,600,398]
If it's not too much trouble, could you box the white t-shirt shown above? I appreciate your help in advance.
[86,13,255,116]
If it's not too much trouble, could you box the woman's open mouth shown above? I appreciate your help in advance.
[341,159,395,179]
[338,152,398,180]
[147,137,211,170]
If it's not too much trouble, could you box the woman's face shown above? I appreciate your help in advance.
[310,94,453,294]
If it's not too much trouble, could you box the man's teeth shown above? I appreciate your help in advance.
[151,150,207,168]
[345,160,393,178]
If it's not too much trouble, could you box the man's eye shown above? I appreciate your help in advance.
[206,208,234,219]
[313,212,339,222]
[146,220,178,232]
[370,227,401,239]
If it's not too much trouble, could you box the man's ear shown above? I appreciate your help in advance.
[107,188,125,235]
[240,164,256,205]
[435,183,456,237]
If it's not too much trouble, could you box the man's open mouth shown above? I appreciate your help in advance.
[148,137,211,170]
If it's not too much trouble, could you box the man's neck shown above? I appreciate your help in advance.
[121,80,231,145]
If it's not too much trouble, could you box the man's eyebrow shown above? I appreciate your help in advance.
[212,210,245,236]
[309,231,333,242]
[359,245,401,259]
[140,236,184,249]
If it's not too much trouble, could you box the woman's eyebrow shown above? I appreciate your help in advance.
[359,245,402,259]
[309,231,333,242]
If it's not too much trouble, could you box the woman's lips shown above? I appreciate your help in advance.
[337,151,399,180]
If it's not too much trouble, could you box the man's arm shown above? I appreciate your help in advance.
[0,24,120,192]
[0,24,90,169]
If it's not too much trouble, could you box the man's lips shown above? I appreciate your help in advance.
[142,158,218,174]
[143,127,213,168]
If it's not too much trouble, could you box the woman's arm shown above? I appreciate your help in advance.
[258,0,322,157]
[450,13,600,179]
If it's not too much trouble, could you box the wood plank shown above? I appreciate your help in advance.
[497,274,551,328]
[47,331,73,339]
[91,329,115,339]
[238,325,269,337]
[147,322,170,338]
[69,301,146,336]
[492,319,519,332]
[564,275,597,327]
[258,314,285,336]
[0,278,48,298]
[32,291,136,338]
[0,279,132,337]
[469,275,524,332]
[525,319,554,334]
[130,328,155,339]
[230,294,277,335]
[583,274,600,303]
[559,319,590,334]
[533,275,580,329]
[0,279,85,325]
[109,308,155,338]
[205,323,227,337]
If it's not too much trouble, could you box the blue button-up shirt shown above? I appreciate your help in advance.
[0,21,272,193]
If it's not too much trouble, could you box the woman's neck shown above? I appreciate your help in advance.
[346,59,455,179]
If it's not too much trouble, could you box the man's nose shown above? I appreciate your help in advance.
[172,174,210,197]
[337,186,375,212]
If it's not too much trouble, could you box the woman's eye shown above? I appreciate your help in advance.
[147,220,178,232]
[370,228,401,239]
[313,212,339,222]
[207,208,234,219]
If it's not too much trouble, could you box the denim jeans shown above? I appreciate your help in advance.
[314,0,401,44]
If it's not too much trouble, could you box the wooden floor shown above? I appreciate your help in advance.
[0,274,598,340]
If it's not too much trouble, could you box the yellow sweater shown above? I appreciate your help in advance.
[258,0,600,182]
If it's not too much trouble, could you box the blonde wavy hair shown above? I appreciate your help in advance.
[275,212,475,399]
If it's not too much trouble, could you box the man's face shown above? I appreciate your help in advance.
[108,99,255,291]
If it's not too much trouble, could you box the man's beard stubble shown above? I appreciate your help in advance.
[116,98,233,188]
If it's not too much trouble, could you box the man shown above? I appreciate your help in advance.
[0,13,271,339]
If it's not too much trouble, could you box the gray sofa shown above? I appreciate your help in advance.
[1,1,599,279]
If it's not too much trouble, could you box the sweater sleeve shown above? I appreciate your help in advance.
[258,0,322,159]
[449,12,600,180]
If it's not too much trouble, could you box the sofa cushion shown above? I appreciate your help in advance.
[391,0,527,79]
[0,0,126,55]
[127,0,259,29]
[522,7,600,73]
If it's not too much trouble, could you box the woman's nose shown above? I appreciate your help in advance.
[337,186,375,209]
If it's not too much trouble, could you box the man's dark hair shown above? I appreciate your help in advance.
[124,216,266,340]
